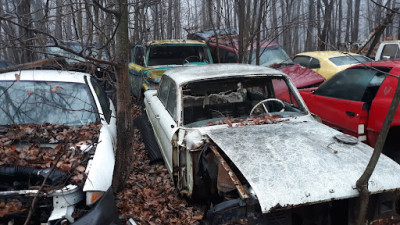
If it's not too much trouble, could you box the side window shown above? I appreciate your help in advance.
[134,46,145,66]
[91,78,111,123]
[166,82,177,121]
[309,58,320,69]
[381,44,400,60]
[293,56,311,68]
[158,77,170,106]
[224,51,237,63]
[315,68,377,101]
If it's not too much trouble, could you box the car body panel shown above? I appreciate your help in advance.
[205,117,400,213]
[278,63,325,89]
[294,51,372,80]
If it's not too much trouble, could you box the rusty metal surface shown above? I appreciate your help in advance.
[209,145,250,199]
[205,118,400,213]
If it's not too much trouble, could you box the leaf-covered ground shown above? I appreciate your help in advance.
[116,104,204,225]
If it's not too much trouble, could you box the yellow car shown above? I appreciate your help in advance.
[293,51,372,80]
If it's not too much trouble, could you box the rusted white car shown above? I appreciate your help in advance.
[141,64,400,224]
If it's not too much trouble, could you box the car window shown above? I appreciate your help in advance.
[134,46,145,66]
[314,68,381,101]
[182,76,306,127]
[147,45,210,66]
[91,78,111,123]
[158,76,170,105]
[166,82,177,121]
[309,57,320,69]
[329,55,372,66]
[0,81,98,126]
[380,44,400,60]
[293,56,311,68]
[224,50,237,63]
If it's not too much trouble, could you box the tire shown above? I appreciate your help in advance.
[134,114,163,163]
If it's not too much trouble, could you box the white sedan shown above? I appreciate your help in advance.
[140,64,400,225]
[0,70,118,225]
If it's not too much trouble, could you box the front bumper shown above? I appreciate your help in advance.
[73,188,120,225]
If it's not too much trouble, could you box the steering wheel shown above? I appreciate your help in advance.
[183,56,201,64]
[250,98,285,116]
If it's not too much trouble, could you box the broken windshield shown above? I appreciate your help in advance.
[182,76,306,127]
[0,81,98,126]
[249,45,293,67]
[147,45,211,66]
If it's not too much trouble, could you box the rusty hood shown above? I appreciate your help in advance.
[205,119,400,213]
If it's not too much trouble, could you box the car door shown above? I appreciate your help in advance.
[305,68,377,140]
[129,45,145,96]
[146,76,178,173]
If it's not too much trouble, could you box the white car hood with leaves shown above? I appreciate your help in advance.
[205,119,400,213]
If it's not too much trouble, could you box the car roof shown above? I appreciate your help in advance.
[146,39,206,46]
[0,70,89,83]
[207,36,279,51]
[351,59,400,70]
[296,51,364,59]
[164,64,287,85]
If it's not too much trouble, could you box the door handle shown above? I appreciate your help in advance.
[155,115,160,119]
[346,111,355,117]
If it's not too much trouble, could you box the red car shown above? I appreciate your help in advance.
[189,29,325,89]
[300,60,400,162]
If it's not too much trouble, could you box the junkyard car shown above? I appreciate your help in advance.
[129,40,213,97]
[141,64,400,224]
[0,70,118,224]
[293,51,373,80]
[300,60,400,163]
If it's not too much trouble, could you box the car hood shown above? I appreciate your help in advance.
[277,64,325,88]
[205,120,400,213]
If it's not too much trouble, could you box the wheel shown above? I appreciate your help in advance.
[133,114,163,163]
[183,55,201,64]
[250,98,285,116]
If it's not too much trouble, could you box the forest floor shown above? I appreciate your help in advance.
[115,104,204,225]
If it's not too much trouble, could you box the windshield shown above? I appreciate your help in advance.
[182,76,306,127]
[147,45,211,66]
[329,55,372,66]
[249,45,293,67]
[0,81,98,126]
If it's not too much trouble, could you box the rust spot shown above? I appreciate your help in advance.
[209,145,250,199]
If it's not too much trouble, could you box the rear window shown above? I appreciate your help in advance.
[329,55,372,66]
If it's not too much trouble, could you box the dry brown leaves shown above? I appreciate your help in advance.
[0,123,102,185]
[117,113,204,225]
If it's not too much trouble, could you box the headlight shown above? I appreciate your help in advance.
[86,191,104,206]
[146,70,165,83]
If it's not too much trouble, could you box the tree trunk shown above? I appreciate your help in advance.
[319,0,333,50]
[352,0,361,42]
[112,0,134,192]
[17,0,35,63]
[167,0,173,39]
[305,0,315,51]
[55,0,63,39]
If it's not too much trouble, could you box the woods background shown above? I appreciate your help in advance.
[0,0,399,65]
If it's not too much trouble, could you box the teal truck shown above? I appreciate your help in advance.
[129,40,213,97]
